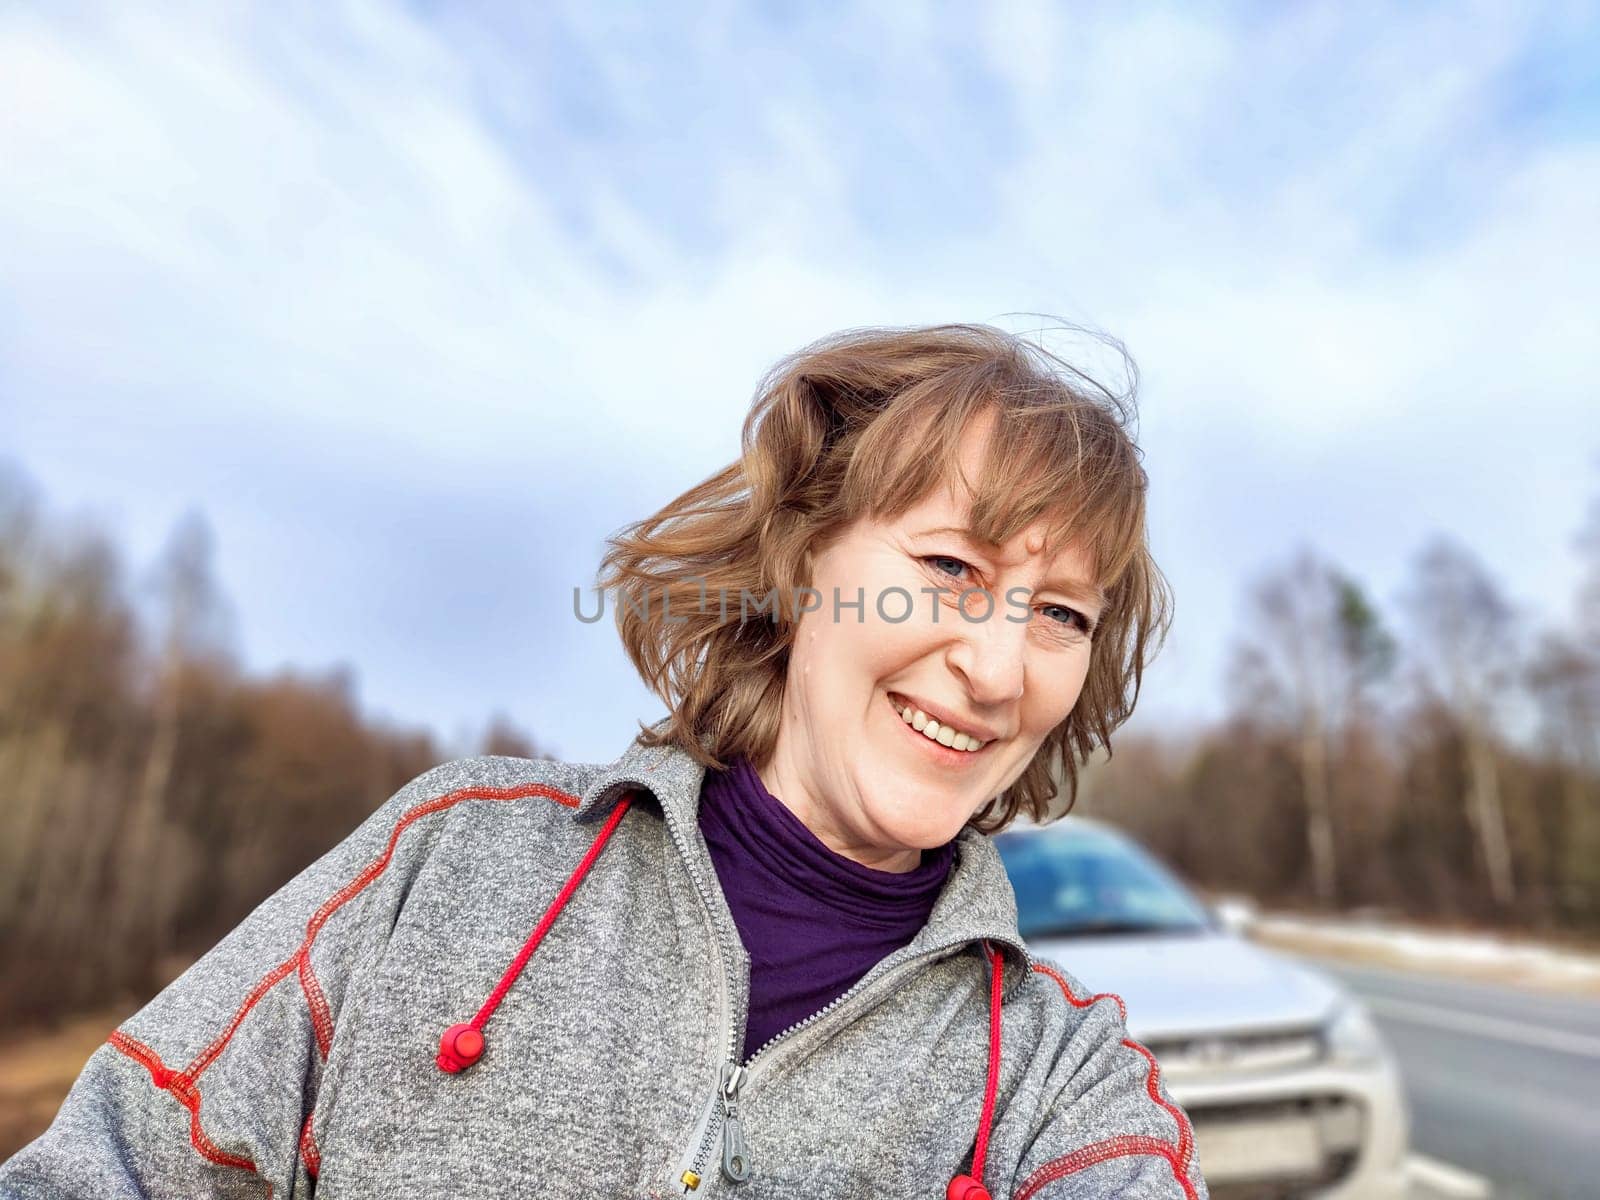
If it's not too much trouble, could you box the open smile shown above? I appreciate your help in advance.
[885,692,995,761]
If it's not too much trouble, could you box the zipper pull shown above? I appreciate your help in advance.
[719,1062,751,1183]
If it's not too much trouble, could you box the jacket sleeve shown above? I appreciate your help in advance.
[1005,962,1208,1200]
[0,759,492,1200]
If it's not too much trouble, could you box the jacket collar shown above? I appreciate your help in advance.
[575,722,1034,997]
[573,717,705,823]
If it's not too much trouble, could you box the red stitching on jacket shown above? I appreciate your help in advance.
[107,779,580,1187]
[184,781,581,1076]
[1012,1134,1192,1200]
[1025,964,1198,1199]
[1122,1037,1195,1168]
[298,1112,321,1179]
[1032,961,1127,1022]
[300,951,334,1058]
[108,1032,272,1197]
[1032,963,1194,1168]
[185,958,300,1081]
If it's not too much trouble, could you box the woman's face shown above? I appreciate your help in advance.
[758,415,1105,871]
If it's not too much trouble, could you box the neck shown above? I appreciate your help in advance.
[754,746,923,873]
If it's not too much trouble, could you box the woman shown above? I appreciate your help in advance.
[1,324,1203,1199]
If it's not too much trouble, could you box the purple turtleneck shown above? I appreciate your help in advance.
[698,754,957,1062]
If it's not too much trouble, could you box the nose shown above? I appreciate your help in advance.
[943,591,1027,709]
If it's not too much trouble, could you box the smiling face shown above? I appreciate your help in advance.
[756,412,1106,871]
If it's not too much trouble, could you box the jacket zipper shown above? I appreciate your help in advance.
[658,790,1032,1193]
[658,798,750,1194]
[718,1062,751,1182]
[697,936,1030,1192]
[740,933,1012,1073]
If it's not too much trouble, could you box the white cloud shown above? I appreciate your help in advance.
[1,0,1595,757]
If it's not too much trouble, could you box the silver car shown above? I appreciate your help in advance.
[995,817,1410,1200]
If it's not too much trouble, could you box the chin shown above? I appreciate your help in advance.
[847,745,993,854]
[862,787,981,853]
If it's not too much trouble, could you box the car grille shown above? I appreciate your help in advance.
[1143,1028,1325,1076]
[1186,1095,1366,1198]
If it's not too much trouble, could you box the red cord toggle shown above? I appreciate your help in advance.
[435,795,633,1075]
[947,1173,991,1200]
[436,1023,484,1073]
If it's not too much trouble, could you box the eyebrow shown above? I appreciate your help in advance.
[914,524,1108,608]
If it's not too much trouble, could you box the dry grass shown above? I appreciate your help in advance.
[0,1005,133,1159]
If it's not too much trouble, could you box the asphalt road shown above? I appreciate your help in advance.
[1296,956,1600,1200]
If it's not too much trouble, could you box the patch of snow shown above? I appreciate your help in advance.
[1248,908,1600,989]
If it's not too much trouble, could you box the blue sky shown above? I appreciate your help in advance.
[2,1,1597,761]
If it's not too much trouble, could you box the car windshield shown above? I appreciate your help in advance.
[994,825,1215,939]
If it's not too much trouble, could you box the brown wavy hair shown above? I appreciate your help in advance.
[595,322,1170,831]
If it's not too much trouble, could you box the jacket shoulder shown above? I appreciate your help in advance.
[346,753,609,872]
[1025,958,1128,1024]
[396,753,602,811]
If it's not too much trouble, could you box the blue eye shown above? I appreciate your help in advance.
[925,555,970,580]
[1041,604,1093,635]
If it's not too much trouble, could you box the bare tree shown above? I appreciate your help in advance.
[114,513,236,948]
[1227,549,1394,907]
[1578,486,1600,649]
[135,514,224,823]
[1402,537,1519,906]
[1523,483,1600,924]
[0,483,446,1025]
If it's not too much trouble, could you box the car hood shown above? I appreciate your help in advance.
[1026,931,1343,1040]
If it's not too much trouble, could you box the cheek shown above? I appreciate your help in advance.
[790,605,903,716]
[1023,646,1094,736]
[816,581,936,672]
[1063,648,1093,705]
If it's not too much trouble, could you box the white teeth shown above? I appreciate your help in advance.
[892,699,987,752]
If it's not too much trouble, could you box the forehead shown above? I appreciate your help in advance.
[846,391,1143,597]
[921,410,1093,551]
[894,482,1105,604]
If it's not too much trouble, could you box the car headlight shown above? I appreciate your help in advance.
[1322,1001,1385,1066]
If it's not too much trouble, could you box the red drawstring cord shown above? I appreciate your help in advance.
[439,795,1006,1200]
[947,940,1005,1200]
[437,794,633,1072]
[973,941,1006,1177]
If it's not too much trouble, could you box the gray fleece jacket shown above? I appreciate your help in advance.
[1,728,1206,1200]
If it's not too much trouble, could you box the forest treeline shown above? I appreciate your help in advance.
[2,461,1598,1027]
[1080,494,1600,940]
[0,465,546,1026]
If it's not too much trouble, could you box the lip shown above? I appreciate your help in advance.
[885,691,1004,746]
